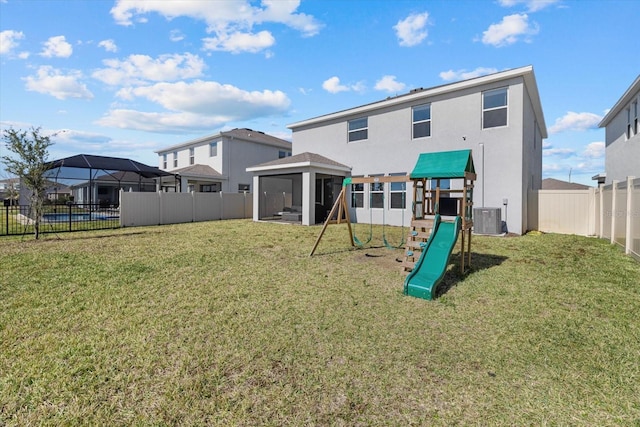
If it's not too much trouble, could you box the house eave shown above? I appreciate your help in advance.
[247,161,352,174]
[598,74,640,128]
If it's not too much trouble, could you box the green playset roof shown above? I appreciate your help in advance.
[410,149,475,179]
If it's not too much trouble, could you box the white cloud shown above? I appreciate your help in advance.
[322,76,365,94]
[322,76,349,94]
[543,147,575,157]
[23,66,93,100]
[202,30,275,54]
[96,109,233,133]
[498,0,560,12]
[98,39,118,52]
[119,80,290,116]
[0,30,25,55]
[549,111,602,134]
[394,12,429,47]
[40,35,73,58]
[92,53,206,86]
[110,0,321,53]
[439,67,498,82]
[170,29,185,42]
[582,141,605,159]
[98,80,291,133]
[481,14,539,47]
[374,75,406,93]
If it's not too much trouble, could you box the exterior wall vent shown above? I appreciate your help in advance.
[473,207,502,234]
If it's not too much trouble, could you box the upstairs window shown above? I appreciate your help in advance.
[173,152,178,168]
[482,87,508,129]
[279,150,292,158]
[348,117,368,142]
[412,104,431,138]
[162,153,167,169]
[634,100,638,135]
[627,107,632,140]
[210,141,218,157]
[189,147,195,165]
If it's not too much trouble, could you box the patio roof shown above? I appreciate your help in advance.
[46,154,175,179]
[247,152,351,173]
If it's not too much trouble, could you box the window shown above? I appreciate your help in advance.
[210,141,218,157]
[201,183,220,192]
[627,107,632,139]
[189,147,194,165]
[238,183,250,192]
[634,100,638,135]
[370,177,384,209]
[412,104,431,138]
[482,88,508,129]
[162,153,167,169]
[390,174,407,209]
[348,117,368,142]
[351,182,364,208]
[279,150,292,158]
[173,152,178,168]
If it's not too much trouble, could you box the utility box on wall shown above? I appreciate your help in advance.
[474,207,502,234]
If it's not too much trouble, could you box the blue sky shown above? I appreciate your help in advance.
[1,0,638,186]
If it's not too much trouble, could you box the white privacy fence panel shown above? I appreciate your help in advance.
[536,189,596,236]
[120,191,160,227]
[119,190,252,227]
[532,176,638,261]
[632,181,640,260]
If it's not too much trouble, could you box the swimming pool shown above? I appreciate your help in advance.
[42,212,119,222]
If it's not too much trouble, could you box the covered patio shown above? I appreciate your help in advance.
[247,152,351,225]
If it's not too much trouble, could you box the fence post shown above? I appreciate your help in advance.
[626,176,635,255]
[598,184,604,238]
[220,191,224,220]
[610,180,618,244]
[158,191,163,225]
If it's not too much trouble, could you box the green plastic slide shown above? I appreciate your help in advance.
[404,215,461,300]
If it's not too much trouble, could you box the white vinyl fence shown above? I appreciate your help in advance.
[119,190,252,227]
[533,176,639,261]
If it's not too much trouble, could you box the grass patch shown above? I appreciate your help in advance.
[2,220,639,425]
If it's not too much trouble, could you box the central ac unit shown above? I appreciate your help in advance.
[474,207,502,234]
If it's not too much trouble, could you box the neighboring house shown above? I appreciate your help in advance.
[541,178,591,190]
[598,74,640,185]
[0,178,20,203]
[248,65,547,235]
[155,128,292,193]
[70,171,156,206]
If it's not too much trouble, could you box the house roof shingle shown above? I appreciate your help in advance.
[248,152,350,170]
[172,164,223,178]
[541,178,592,190]
[155,128,292,153]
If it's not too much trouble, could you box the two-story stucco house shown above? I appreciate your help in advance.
[598,75,640,184]
[248,66,547,235]
[156,128,292,193]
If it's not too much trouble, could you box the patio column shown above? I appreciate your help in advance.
[302,171,315,225]
[252,175,260,221]
[180,176,188,193]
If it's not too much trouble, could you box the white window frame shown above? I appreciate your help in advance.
[370,176,384,209]
[210,141,218,157]
[351,180,364,208]
[482,87,508,129]
[189,147,194,165]
[348,117,368,142]
[389,173,407,210]
[162,153,167,169]
[173,152,178,168]
[412,104,431,139]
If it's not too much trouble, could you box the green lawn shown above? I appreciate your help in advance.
[1,220,639,426]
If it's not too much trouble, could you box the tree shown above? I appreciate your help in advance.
[1,127,54,239]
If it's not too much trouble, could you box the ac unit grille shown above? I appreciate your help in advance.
[474,208,501,234]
